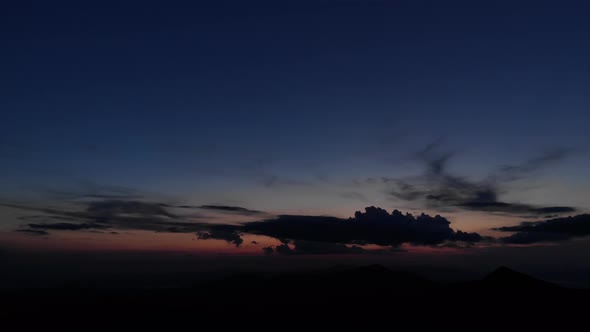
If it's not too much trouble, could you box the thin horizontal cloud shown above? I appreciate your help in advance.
[270,240,365,255]
[3,200,209,235]
[15,229,49,236]
[4,199,268,238]
[198,205,264,215]
[265,240,407,255]
[29,222,108,231]
[86,200,176,218]
[44,184,144,201]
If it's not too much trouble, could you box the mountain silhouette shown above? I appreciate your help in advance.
[482,266,559,289]
[2,264,588,328]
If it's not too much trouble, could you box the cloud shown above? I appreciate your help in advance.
[18,215,80,223]
[498,232,571,245]
[450,230,486,242]
[7,198,485,252]
[387,180,425,201]
[265,240,411,255]
[28,222,108,231]
[198,205,263,215]
[494,214,590,244]
[199,206,485,249]
[86,200,176,218]
[456,201,576,215]
[6,199,265,236]
[274,243,294,255]
[15,229,49,236]
[4,200,208,235]
[489,148,574,183]
[197,230,243,247]
[386,145,576,216]
[45,185,143,201]
[534,207,577,214]
[285,240,365,255]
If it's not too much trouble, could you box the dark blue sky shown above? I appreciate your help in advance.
[1,1,590,241]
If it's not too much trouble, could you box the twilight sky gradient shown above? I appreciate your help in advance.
[1,0,590,258]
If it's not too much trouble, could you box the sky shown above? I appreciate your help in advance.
[1,0,590,270]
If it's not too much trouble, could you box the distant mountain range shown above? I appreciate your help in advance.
[2,265,588,328]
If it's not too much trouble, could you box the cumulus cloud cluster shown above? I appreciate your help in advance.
[270,241,365,255]
[196,229,244,247]
[181,206,487,254]
[237,206,484,247]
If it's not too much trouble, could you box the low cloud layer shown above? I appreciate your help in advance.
[197,205,263,215]
[196,229,244,247]
[15,229,49,236]
[29,222,108,231]
[270,240,365,255]
[495,214,590,244]
[6,199,488,253]
[9,196,588,252]
[87,200,176,219]
[3,200,268,237]
[201,206,486,252]
[3,200,207,234]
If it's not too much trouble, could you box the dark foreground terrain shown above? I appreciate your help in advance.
[2,265,588,329]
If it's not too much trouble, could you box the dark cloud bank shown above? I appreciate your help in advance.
[7,199,485,252]
[7,197,589,253]
[200,206,488,254]
[495,214,590,244]
[197,205,263,215]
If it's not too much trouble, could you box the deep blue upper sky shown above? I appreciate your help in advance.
[1,1,590,228]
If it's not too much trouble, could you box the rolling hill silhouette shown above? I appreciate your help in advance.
[1,265,588,328]
[482,266,559,288]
